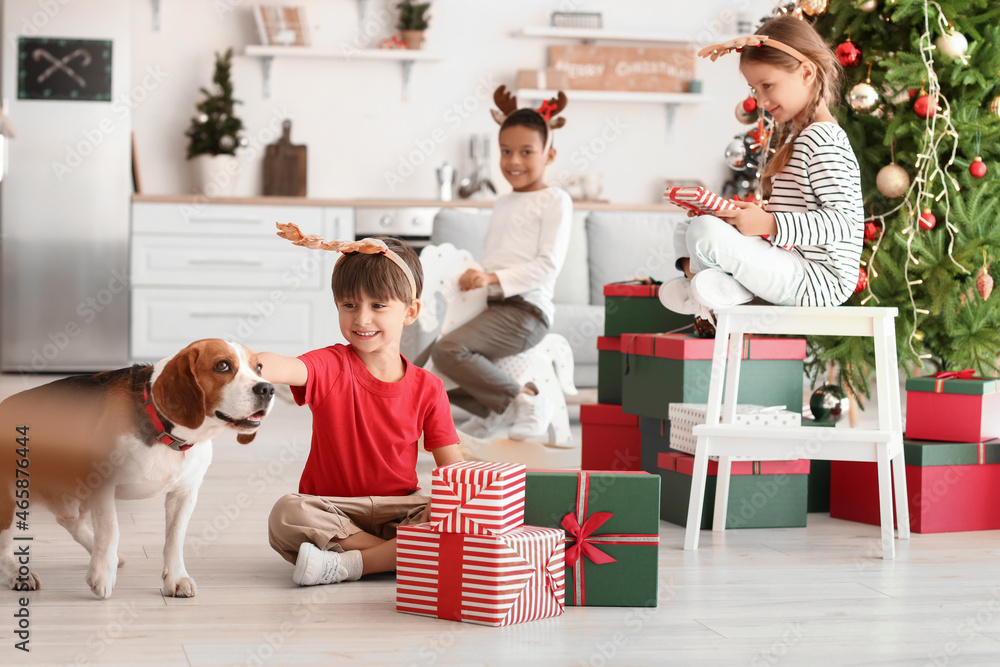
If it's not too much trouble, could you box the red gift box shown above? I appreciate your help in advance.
[620,332,807,361]
[905,373,1000,443]
[395,523,565,626]
[429,461,526,536]
[581,403,642,471]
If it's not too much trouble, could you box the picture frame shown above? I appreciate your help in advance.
[254,5,310,47]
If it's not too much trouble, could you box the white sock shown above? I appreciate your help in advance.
[340,549,364,581]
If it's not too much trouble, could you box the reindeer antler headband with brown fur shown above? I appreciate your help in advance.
[697,35,809,64]
[491,85,568,148]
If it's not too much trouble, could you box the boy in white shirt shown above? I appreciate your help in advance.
[430,87,572,440]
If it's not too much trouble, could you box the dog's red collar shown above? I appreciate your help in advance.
[144,382,193,452]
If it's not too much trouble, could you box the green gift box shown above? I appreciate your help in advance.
[803,418,835,513]
[604,282,693,337]
[658,452,810,529]
[597,336,623,405]
[620,333,806,420]
[524,470,660,607]
[639,416,685,475]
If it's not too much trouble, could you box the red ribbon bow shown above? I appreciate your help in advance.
[934,369,976,380]
[561,511,617,567]
[537,100,557,121]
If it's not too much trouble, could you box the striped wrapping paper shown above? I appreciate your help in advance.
[429,461,526,535]
[396,523,565,626]
[664,186,738,217]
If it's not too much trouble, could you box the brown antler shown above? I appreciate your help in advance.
[490,85,519,126]
[543,91,568,131]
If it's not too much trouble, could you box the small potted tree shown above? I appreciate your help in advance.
[397,0,430,49]
[186,49,245,196]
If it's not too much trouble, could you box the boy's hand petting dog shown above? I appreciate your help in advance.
[418,501,433,524]
[713,200,778,237]
[459,268,498,291]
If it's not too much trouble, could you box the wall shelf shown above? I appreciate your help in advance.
[515,26,697,46]
[244,46,441,100]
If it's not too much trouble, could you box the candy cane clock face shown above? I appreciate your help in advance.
[17,37,114,102]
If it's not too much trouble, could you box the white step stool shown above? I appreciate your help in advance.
[684,305,909,559]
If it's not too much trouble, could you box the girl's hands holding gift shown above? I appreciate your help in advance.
[715,200,778,237]
[459,268,499,291]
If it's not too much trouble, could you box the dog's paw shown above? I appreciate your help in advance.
[7,571,40,591]
[163,576,197,598]
[86,565,117,599]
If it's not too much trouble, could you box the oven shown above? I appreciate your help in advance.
[354,207,439,250]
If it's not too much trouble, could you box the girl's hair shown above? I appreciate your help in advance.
[331,236,423,304]
[500,108,550,148]
[740,15,842,182]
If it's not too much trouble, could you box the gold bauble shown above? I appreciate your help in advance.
[800,0,828,16]
[859,0,878,11]
[876,163,910,198]
[848,82,879,112]
[990,96,1000,117]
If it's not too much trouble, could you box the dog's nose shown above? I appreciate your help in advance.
[253,382,275,399]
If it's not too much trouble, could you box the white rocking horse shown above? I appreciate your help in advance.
[417,243,578,447]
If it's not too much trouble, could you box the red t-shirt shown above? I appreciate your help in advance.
[290,344,459,497]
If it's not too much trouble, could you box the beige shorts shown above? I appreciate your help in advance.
[267,493,428,564]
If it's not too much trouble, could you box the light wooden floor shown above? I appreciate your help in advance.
[2,373,999,666]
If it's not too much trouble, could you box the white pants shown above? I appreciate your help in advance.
[674,215,805,307]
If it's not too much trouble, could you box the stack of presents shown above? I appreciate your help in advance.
[584,280,831,531]
[396,461,660,626]
[831,371,1000,533]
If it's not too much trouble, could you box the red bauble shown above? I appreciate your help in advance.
[836,40,862,68]
[970,156,988,178]
[855,266,869,294]
[864,220,881,241]
[742,97,758,113]
[919,208,936,230]
[914,95,936,118]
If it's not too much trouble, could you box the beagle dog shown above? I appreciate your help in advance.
[0,339,274,599]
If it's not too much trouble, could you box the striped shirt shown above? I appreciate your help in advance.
[767,122,864,306]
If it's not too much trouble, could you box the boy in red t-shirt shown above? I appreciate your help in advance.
[260,228,462,586]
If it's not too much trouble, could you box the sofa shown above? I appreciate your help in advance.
[402,206,689,388]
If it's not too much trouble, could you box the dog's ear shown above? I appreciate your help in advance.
[236,433,256,445]
[152,344,207,430]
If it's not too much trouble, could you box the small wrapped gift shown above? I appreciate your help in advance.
[429,461,525,536]
[905,371,1000,443]
[395,523,565,626]
[668,403,801,456]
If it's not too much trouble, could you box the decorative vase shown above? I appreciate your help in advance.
[191,153,240,197]
[400,30,425,50]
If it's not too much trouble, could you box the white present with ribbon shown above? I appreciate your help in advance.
[668,403,801,455]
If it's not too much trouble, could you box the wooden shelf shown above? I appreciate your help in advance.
[515,26,696,46]
[243,46,442,100]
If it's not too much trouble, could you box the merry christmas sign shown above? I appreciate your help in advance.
[549,45,696,93]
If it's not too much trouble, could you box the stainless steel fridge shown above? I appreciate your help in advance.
[0,0,132,372]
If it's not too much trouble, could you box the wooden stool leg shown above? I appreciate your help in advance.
[713,456,732,532]
[684,440,711,550]
[891,450,910,540]
[876,443,895,559]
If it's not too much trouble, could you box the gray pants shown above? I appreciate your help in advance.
[675,215,805,306]
[429,299,548,417]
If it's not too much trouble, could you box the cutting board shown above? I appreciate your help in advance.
[264,119,307,196]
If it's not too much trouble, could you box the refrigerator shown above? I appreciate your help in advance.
[0,0,132,372]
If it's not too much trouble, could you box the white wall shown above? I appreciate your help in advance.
[131,0,777,203]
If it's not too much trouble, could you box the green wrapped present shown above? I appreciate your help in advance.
[620,333,806,420]
[524,471,660,607]
[658,452,809,529]
[597,336,622,405]
[604,281,693,337]
[803,418,835,513]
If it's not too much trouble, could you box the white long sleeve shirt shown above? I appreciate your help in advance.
[481,186,573,326]
[767,122,864,306]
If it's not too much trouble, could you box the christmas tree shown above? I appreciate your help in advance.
[798,0,1000,398]
[186,49,244,159]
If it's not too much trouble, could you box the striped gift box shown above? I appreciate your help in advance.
[395,523,565,626]
[429,461,526,535]
[664,186,738,217]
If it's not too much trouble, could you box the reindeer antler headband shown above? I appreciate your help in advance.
[491,85,568,148]
[275,222,418,300]
[697,35,809,64]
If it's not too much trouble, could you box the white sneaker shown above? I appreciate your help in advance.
[292,542,347,586]
[690,269,754,311]
[659,277,715,322]
[509,391,555,440]
[460,408,512,439]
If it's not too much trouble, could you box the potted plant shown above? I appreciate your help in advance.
[186,48,245,196]
[396,0,430,50]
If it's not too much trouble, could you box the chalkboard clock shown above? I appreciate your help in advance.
[18,37,113,101]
